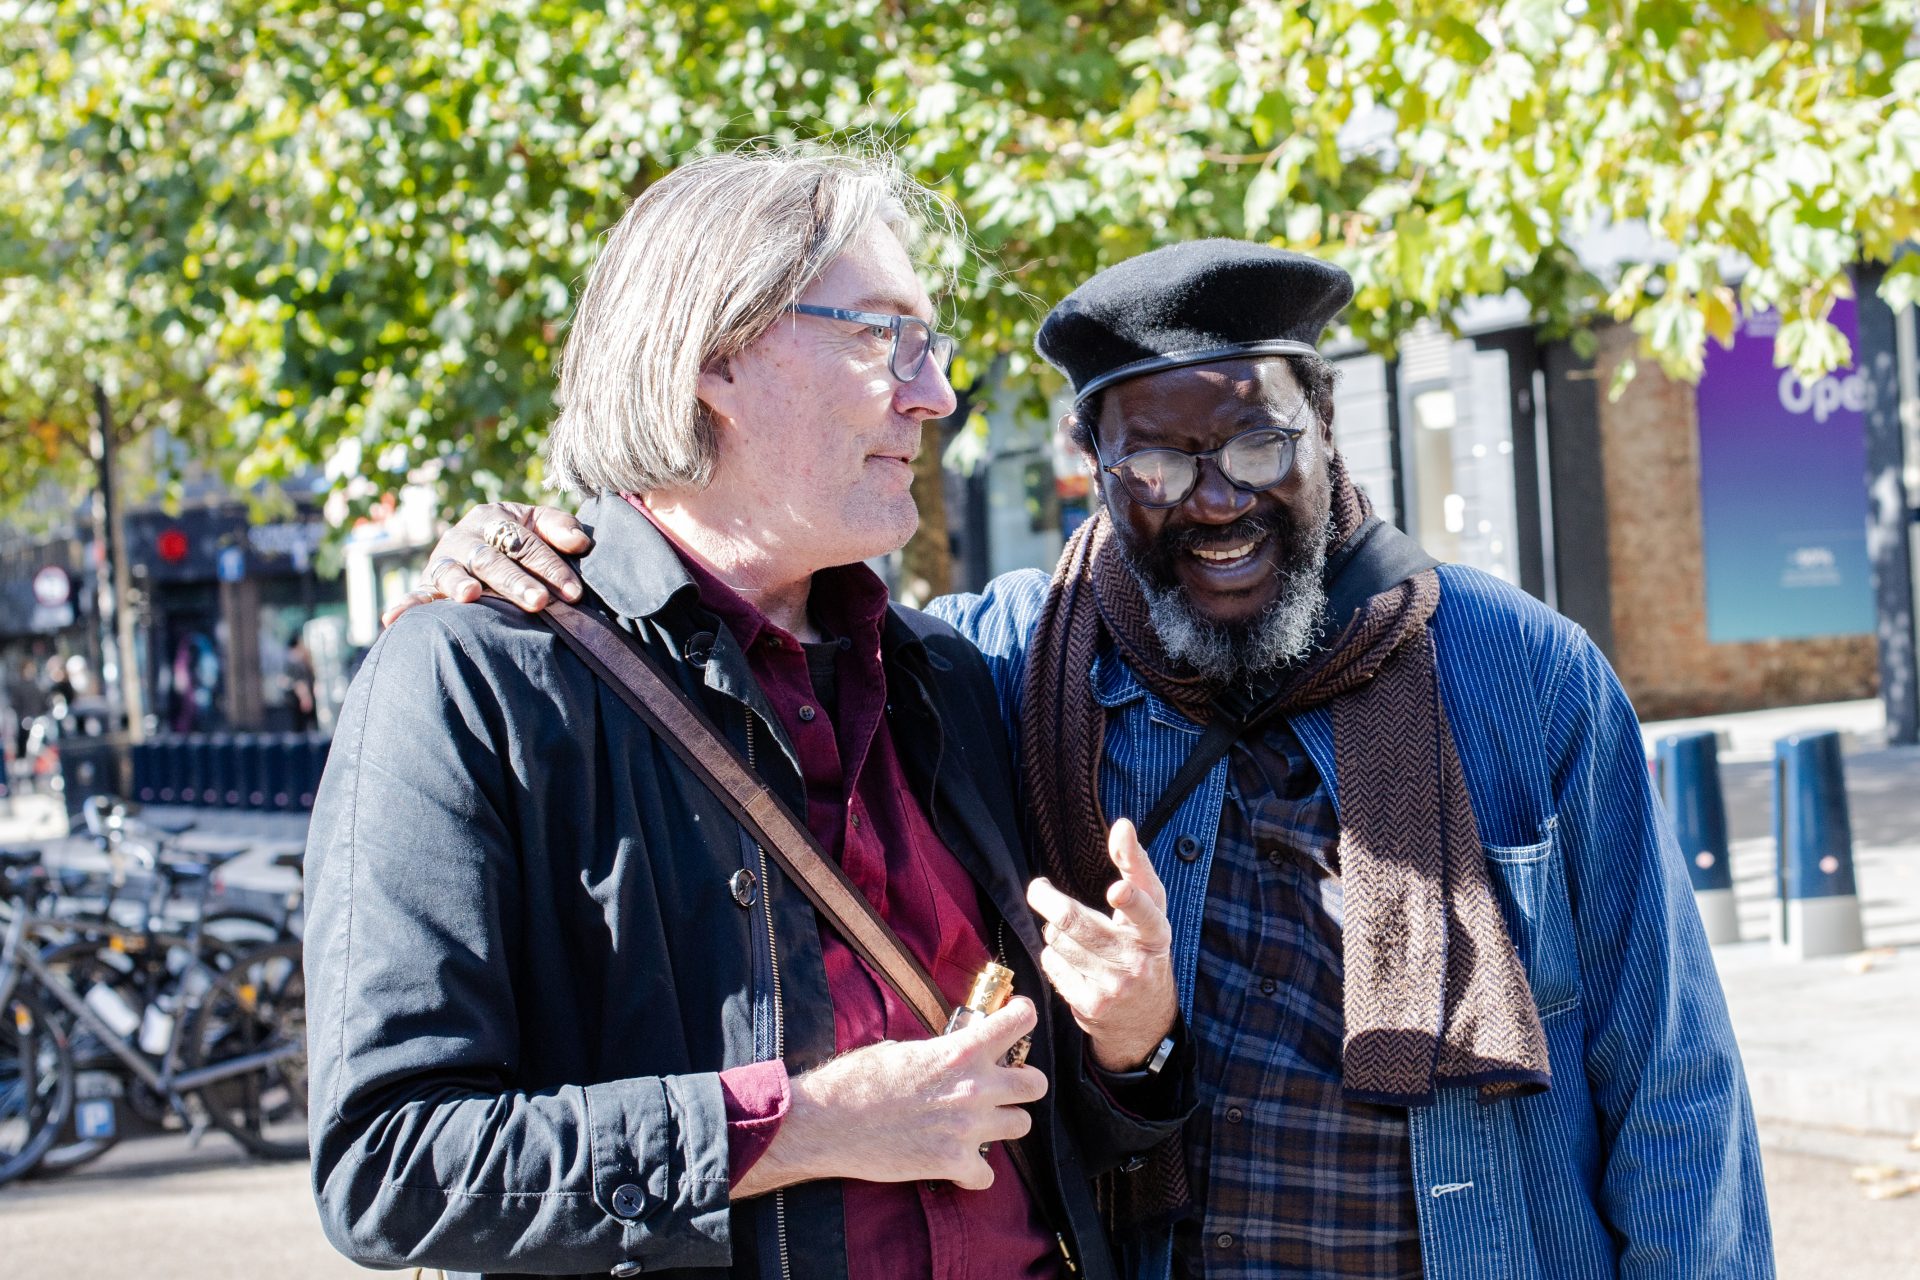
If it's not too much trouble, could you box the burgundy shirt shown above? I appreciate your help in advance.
[630,500,1061,1280]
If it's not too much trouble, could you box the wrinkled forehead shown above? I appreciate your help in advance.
[807,216,938,322]
[1097,357,1304,448]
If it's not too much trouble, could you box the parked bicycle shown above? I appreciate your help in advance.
[0,810,308,1187]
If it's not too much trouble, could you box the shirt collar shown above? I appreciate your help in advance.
[616,495,892,660]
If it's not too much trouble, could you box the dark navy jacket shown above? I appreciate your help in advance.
[303,495,1187,1280]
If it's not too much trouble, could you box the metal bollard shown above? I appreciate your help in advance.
[207,733,241,808]
[181,735,212,806]
[131,740,160,805]
[266,734,300,811]
[153,735,184,804]
[238,733,270,809]
[300,734,331,809]
[1771,730,1865,960]
[1655,731,1740,944]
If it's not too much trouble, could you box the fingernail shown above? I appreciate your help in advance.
[563,584,582,600]
[524,590,544,607]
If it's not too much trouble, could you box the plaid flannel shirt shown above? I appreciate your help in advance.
[1170,721,1422,1279]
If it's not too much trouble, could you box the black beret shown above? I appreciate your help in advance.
[1036,239,1355,405]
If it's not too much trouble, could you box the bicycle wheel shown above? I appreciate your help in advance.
[180,941,307,1159]
[200,908,288,953]
[0,986,75,1186]
[33,935,159,1170]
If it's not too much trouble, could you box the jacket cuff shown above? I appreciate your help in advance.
[1084,1020,1190,1122]
[583,1072,733,1271]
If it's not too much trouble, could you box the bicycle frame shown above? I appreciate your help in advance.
[0,905,301,1119]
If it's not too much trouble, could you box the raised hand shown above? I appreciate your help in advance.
[381,501,591,626]
[1026,819,1178,1073]
[735,996,1049,1197]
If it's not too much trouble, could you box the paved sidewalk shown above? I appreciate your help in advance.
[1642,700,1920,1190]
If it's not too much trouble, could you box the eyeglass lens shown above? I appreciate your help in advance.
[890,319,956,382]
[1111,429,1299,507]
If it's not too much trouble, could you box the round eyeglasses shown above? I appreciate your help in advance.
[786,304,958,383]
[1092,404,1311,509]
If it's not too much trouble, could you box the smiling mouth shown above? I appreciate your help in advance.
[1189,536,1264,567]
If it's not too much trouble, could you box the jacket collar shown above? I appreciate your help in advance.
[572,493,701,624]
[574,491,930,662]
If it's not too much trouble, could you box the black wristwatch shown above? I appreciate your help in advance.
[1102,1032,1178,1084]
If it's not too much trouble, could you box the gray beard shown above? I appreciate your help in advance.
[1132,515,1333,687]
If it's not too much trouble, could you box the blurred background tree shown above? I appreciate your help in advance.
[4,0,1918,595]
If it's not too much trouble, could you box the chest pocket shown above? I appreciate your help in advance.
[1482,818,1581,1020]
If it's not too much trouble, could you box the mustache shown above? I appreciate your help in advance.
[1159,512,1284,555]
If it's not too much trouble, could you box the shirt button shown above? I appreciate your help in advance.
[1175,834,1201,862]
[1225,1106,1244,1124]
[1259,977,1277,996]
[798,705,817,722]
[851,814,863,830]
[610,1182,645,1218]
[1266,849,1284,867]
[1215,1233,1235,1249]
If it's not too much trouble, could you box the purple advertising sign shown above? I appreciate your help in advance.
[1696,300,1874,643]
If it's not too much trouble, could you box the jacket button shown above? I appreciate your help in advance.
[611,1182,646,1219]
[729,869,758,908]
[1175,835,1201,862]
[684,631,715,668]
[611,1264,643,1278]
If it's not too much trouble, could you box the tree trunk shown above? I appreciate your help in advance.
[900,393,968,606]
[91,383,146,742]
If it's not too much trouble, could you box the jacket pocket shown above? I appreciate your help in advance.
[1482,819,1581,1020]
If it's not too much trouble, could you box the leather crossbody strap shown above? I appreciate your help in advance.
[508,595,1078,1271]
[526,596,953,1037]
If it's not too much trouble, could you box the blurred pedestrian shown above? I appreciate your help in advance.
[6,657,46,763]
[282,636,316,732]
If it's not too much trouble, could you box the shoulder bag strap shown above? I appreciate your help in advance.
[520,596,953,1036]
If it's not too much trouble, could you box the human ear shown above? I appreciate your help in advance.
[696,356,739,426]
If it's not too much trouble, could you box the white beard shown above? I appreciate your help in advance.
[1133,515,1333,686]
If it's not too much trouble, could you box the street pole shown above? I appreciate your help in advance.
[1851,262,1919,746]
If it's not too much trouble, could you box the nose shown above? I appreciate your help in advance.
[1182,455,1255,524]
[897,351,958,420]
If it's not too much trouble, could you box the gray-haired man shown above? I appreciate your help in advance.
[305,150,1189,1280]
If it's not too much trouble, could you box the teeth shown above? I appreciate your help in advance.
[1193,541,1257,563]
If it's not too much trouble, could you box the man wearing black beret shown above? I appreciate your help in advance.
[419,237,1773,1280]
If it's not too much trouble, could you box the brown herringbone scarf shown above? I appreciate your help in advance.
[1022,454,1551,1226]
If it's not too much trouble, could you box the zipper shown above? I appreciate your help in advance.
[747,715,793,1280]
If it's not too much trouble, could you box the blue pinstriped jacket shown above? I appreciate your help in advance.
[929,562,1774,1280]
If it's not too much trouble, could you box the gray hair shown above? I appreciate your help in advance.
[546,146,956,497]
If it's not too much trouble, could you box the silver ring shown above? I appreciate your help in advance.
[483,519,528,558]
[424,556,463,594]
